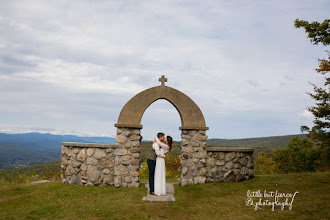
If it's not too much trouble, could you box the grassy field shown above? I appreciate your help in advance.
[0,172,329,219]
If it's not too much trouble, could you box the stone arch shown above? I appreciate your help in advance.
[115,85,208,131]
[60,76,254,188]
[114,76,209,187]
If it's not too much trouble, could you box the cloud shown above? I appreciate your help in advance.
[0,0,328,140]
[299,109,313,119]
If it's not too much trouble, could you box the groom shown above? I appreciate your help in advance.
[147,132,165,195]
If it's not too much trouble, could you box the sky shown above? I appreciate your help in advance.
[0,0,329,141]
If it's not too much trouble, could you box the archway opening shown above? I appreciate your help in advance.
[139,99,182,184]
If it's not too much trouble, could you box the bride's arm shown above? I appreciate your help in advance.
[156,137,169,150]
[153,142,165,158]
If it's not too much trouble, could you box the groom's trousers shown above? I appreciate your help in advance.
[147,159,156,193]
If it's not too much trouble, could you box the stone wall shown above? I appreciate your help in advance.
[178,129,208,186]
[61,127,142,188]
[114,127,142,188]
[61,143,117,186]
[205,147,254,183]
[61,132,254,188]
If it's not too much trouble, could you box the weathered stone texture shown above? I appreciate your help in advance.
[61,127,254,188]
[178,129,208,186]
[61,143,118,187]
[205,150,254,183]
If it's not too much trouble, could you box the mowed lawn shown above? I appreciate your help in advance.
[0,172,329,220]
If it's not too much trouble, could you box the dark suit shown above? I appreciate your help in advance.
[147,146,156,193]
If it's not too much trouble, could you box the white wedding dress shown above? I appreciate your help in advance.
[153,138,169,196]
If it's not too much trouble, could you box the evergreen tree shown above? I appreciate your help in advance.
[295,19,329,150]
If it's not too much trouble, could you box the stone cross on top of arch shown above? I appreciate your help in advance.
[159,75,167,86]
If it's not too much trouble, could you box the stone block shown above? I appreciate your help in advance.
[223,170,232,179]
[181,178,189,186]
[233,169,240,175]
[130,159,140,166]
[94,149,106,159]
[131,171,139,177]
[123,155,132,160]
[182,146,194,153]
[130,147,140,153]
[240,167,248,175]
[234,163,240,168]
[233,158,240,163]
[87,158,98,165]
[216,160,225,166]
[81,164,87,171]
[124,141,132,148]
[122,130,131,136]
[115,156,121,165]
[103,169,110,174]
[225,152,236,161]
[128,182,139,188]
[130,134,141,141]
[102,158,115,168]
[115,135,128,144]
[225,162,233,169]
[240,157,247,166]
[103,175,114,185]
[114,176,121,188]
[66,165,74,176]
[87,148,94,157]
[123,176,132,183]
[87,165,100,182]
[181,167,188,175]
[64,147,72,157]
[114,148,128,156]
[199,168,206,176]
[181,139,189,146]
[194,150,207,158]
[133,129,140,135]
[181,159,193,167]
[114,165,130,176]
[247,161,253,168]
[194,176,206,184]
[191,140,200,147]
[193,133,203,141]
[73,148,79,154]
[116,128,123,135]
[105,148,114,153]
[181,134,191,139]
[224,173,236,182]
[219,152,225,160]
[121,160,130,165]
[71,161,81,168]
[206,158,215,166]
[131,141,140,147]
[132,153,140,159]
[70,174,81,185]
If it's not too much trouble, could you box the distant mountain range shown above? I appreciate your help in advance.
[0,133,116,169]
[0,132,306,169]
[207,134,307,148]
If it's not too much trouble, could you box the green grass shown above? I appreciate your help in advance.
[0,172,329,219]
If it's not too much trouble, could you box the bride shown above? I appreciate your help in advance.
[153,135,172,196]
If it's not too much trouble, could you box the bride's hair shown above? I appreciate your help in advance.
[167,136,173,150]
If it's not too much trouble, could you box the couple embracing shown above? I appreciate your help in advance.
[147,132,172,196]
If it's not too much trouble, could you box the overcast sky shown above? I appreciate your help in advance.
[0,0,329,141]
